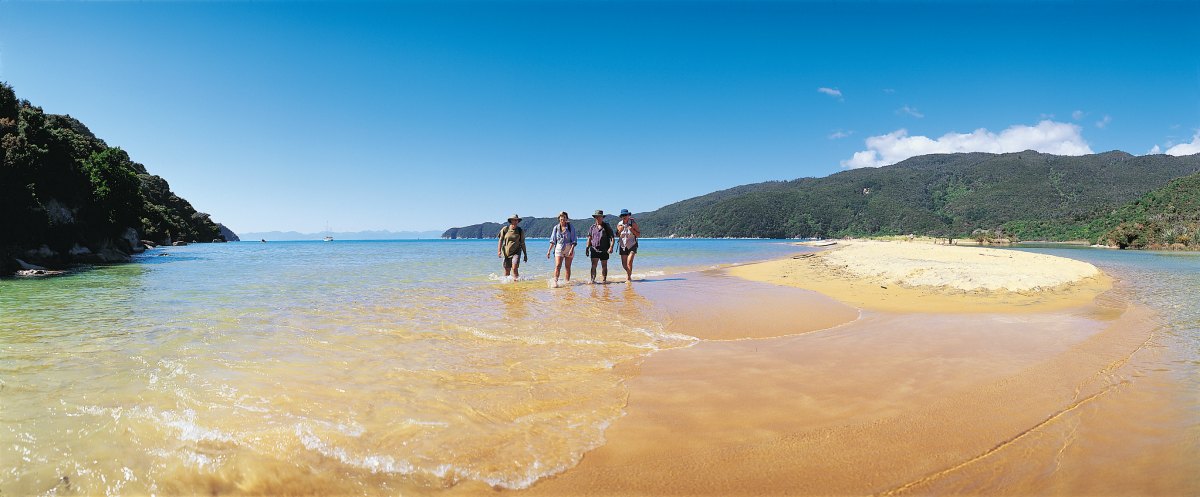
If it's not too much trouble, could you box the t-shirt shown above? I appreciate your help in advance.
[617,219,638,249]
[499,225,525,257]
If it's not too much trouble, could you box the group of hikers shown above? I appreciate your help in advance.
[496,209,640,286]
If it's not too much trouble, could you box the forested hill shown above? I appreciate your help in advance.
[1,82,229,274]
[1094,171,1200,249]
[443,151,1200,241]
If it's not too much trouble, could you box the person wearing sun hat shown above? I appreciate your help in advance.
[616,208,640,283]
[585,210,615,284]
[497,214,527,280]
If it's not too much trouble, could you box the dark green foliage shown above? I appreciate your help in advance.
[444,151,1200,242]
[1090,172,1200,249]
[81,148,143,233]
[1,82,222,268]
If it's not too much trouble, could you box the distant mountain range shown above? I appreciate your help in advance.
[239,230,444,241]
[443,150,1200,244]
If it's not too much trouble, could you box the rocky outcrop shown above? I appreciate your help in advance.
[217,223,240,242]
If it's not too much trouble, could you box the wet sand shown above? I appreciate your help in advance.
[512,246,1197,496]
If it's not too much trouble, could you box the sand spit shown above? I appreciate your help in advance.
[730,240,1112,313]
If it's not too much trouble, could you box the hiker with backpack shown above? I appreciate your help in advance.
[497,214,528,280]
[616,208,640,283]
[545,211,577,287]
[585,210,616,284]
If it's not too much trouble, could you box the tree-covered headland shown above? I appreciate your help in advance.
[1,82,231,275]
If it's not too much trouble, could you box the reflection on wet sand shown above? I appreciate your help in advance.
[521,275,1198,496]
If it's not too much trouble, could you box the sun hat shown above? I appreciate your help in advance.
[507,214,522,222]
[619,209,631,217]
[592,210,604,217]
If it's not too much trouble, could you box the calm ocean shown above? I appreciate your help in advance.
[0,240,1195,495]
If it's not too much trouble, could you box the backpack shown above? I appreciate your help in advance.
[588,223,613,251]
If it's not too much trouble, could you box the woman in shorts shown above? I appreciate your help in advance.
[545,211,577,287]
[616,209,640,283]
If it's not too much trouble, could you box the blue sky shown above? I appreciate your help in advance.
[1,1,1198,233]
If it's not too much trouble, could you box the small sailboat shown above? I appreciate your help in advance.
[323,222,334,242]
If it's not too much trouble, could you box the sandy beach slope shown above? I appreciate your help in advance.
[728,240,1113,313]
[507,241,1195,496]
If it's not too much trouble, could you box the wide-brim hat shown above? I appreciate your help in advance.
[592,209,605,218]
[619,208,631,217]
[507,214,522,222]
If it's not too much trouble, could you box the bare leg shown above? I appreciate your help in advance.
[512,261,520,280]
[600,259,608,283]
[590,258,598,283]
[554,256,564,281]
[564,256,573,281]
[623,252,636,282]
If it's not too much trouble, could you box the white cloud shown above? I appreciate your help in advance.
[1164,132,1200,156]
[1149,145,1162,155]
[1072,110,1085,120]
[828,130,853,140]
[1095,115,1112,128]
[817,87,843,100]
[896,105,924,118]
[841,120,1094,169]
[883,88,896,94]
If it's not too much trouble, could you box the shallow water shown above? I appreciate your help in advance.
[0,239,801,495]
[1007,246,1200,394]
[1,241,1196,495]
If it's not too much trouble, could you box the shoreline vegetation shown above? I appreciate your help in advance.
[0,82,235,277]
[443,152,1200,251]
[513,239,1195,496]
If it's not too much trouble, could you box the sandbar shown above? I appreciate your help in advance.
[728,240,1113,313]
[507,241,1196,496]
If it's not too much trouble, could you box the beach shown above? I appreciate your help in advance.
[729,240,1114,313]
[515,240,1197,496]
[1,240,1196,496]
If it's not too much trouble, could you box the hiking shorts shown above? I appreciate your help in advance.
[503,254,521,270]
[588,247,610,261]
[554,244,576,258]
[619,243,638,256]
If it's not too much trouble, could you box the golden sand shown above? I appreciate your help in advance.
[516,290,1194,496]
[727,240,1113,313]
[507,243,1196,496]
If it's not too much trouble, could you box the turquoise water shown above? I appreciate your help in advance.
[1,240,1196,495]
[1006,245,1200,414]
[0,239,802,495]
